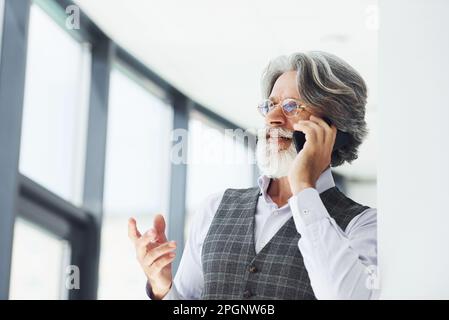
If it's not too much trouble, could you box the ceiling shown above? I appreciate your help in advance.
[75,0,378,178]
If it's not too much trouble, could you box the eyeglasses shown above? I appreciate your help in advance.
[257,98,307,118]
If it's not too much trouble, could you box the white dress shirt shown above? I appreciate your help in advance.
[148,168,379,300]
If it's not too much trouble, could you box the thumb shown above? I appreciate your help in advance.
[153,214,168,242]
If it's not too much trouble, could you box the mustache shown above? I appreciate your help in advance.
[260,127,294,139]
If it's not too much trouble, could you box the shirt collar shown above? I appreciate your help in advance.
[257,167,335,199]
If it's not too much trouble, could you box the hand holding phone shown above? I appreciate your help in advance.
[292,117,350,153]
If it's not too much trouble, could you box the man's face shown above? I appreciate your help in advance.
[265,70,313,150]
[256,71,313,178]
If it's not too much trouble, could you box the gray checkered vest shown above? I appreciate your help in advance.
[201,186,369,300]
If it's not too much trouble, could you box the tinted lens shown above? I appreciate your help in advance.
[258,100,273,116]
[282,99,299,116]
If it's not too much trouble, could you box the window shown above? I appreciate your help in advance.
[98,64,173,299]
[9,218,70,300]
[185,111,255,239]
[19,3,91,205]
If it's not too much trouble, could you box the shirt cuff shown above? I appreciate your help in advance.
[146,281,180,300]
[288,187,331,230]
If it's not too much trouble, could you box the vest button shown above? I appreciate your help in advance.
[249,266,258,273]
[243,290,252,298]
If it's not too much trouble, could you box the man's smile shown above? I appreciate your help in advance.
[266,131,293,150]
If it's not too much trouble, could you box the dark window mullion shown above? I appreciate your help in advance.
[167,94,191,274]
[0,0,31,300]
[68,38,113,300]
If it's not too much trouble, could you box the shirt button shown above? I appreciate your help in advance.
[249,265,258,273]
[302,209,310,215]
[273,211,279,216]
[243,290,252,298]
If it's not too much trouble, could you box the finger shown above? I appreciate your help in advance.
[153,214,168,243]
[328,125,337,147]
[136,231,159,259]
[293,121,319,144]
[145,228,158,242]
[136,229,160,259]
[128,218,141,243]
[303,120,325,144]
[143,241,177,266]
[148,252,176,274]
[309,115,331,130]
[309,115,334,145]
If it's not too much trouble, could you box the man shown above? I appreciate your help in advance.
[128,51,378,300]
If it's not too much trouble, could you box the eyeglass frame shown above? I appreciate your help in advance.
[257,98,308,118]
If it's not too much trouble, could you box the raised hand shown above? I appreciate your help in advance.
[128,214,176,299]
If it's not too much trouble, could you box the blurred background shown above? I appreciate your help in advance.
[1,0,448,300]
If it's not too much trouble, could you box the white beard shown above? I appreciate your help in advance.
[255,127,297,178]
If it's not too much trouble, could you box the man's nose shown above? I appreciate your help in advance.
[265,105,286,127]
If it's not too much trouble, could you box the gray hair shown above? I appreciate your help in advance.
[261,51,368,167]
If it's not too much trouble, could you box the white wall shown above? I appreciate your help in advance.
[378,0,449,299]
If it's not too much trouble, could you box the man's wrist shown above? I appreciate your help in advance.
[289,180,315,195]
[289,187,331,228]
[150,281,172,300]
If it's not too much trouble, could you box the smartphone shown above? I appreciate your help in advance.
[292,118,350,153]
